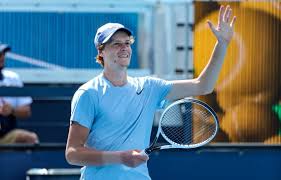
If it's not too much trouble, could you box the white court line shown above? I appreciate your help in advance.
[6,52,67,70]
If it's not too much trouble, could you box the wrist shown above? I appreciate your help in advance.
[102,151,123,165]
[217,40,229,48]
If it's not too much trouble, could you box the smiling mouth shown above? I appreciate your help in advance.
[118,54,129,58]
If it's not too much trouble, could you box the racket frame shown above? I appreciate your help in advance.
[144,98,219,155]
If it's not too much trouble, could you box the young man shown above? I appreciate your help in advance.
[66,5,236,180]
[0,43,39,144]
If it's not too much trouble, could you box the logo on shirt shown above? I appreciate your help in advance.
[136,88,144,95]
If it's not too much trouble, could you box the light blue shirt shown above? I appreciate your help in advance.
[70,74,172,180]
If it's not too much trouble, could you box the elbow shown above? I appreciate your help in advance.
[196,81,214,95]
[65,148,78,165]
[65,150,73,165]
[194,80,214,95]
[201,87,214,95]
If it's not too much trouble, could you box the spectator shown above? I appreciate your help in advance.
[0,43,39,144]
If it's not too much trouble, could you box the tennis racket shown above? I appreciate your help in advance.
[140,98,219,155]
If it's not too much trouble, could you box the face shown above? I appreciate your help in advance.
[0,52,5,69]
[101,31,132,69]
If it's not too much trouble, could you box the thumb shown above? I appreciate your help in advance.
[133,150,149,160]
[207,20,217,35]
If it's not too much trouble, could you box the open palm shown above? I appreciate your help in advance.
[207,5,236,45]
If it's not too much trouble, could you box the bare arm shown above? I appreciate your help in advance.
[13,105,31,118]
[65,122,148,167]
[0,101,31,118]
[166,5,236,101]
[166,42,228,100]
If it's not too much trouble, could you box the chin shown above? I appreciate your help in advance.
[119,59,130,66]
[121,63,130,68]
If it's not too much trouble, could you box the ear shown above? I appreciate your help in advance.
[98,49,104,57]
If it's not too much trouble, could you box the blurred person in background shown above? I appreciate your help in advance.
[66,5,236,180]
[0,43,39,144]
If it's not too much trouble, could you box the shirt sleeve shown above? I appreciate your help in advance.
[70,89,97,130]
[146,77,173,109]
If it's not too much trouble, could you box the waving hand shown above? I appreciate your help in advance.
[207,5,236,45]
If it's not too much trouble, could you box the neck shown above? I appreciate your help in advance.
[103,69,128,86]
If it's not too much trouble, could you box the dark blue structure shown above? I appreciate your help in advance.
[0,145,281,180]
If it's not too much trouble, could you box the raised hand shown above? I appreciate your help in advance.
[207,5,236,45]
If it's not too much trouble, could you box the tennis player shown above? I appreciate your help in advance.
[66,5,236,180]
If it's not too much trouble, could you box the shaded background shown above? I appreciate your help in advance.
[194,1,281,143]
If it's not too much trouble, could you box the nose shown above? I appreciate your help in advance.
[120,43,130,49]
[120,45,129,52]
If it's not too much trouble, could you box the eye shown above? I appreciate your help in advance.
[111,41,131,47]
[113,42,121,46]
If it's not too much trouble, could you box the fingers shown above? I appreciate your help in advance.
[220,5,236,27]
[218,5,224,24]
[230,16,237,27]
[219,5,231,24]
[225,9,232,23]
[210,5,235,28]
[223,5,231,23]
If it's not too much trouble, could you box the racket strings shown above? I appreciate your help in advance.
[161,107,193,143]
[187,106,216,144]
[161,102,217,146]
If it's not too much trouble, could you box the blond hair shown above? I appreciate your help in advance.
[95,44,105,67]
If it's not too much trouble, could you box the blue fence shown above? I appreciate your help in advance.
[0,12,139,69]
